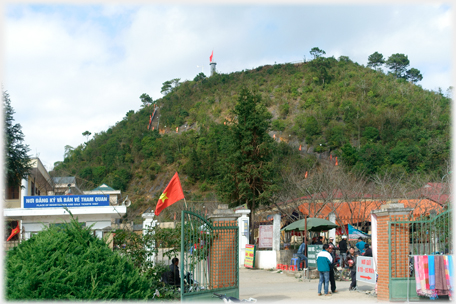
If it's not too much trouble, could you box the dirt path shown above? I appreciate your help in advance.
[239,267,377,303]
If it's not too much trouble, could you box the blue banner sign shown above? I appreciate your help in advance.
[24,195,110,208]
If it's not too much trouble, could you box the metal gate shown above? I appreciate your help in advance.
[389,207,452,301]
[180,208,239,301]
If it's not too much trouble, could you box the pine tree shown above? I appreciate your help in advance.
[3,90,32,188]
[5,213,153,300]
[217,87,278,243]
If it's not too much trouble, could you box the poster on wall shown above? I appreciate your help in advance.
[244,244,256,268]
[258,225,273,248]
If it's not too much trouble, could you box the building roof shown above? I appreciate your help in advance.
[92,184,115,191]
[52,176,76,185]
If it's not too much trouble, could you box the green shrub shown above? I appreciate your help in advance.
[5,215,153,300]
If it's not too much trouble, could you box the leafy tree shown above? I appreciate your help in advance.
[139,93,153,106]
[193,72,207,82]
[216,88,277,243]
[310,47,326,59]
[160,80,173,95]
[6,213,153,300]
[82,131,91,142]
[386,53,410,78]
[367,52,385,69]
[406,68,423,83]
[3,90,31,188]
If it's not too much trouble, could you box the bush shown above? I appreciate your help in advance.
[5,214,153,300]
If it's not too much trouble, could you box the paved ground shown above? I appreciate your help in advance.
[239,267,377,303]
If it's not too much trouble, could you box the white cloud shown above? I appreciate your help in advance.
[4,4,452,169]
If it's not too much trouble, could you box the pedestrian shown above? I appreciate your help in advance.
[315,236,323,245]
[296,237,308,270]
[338,235,348,268]
[328,244,338,293]
[355,237,366,254]
[363,243,372,257]
[317,244,333,296]
[167,257,181,287]
[346,247,359,291]
[328,237,335,246]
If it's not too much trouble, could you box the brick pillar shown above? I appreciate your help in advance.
[372,203,413,301]
[208,205,241,289]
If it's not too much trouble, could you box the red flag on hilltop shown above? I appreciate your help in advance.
[7,222,20,241]
[299,145,302,151]
[156,172,185,216]
[305,171,308,179]
[210,50,213,63]
[335,156,338,166]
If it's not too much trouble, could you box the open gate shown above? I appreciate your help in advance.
[388,207,452,301]
[180,208,239,301]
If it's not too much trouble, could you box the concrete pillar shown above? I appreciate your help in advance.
[272,214,281,252]
[236,209,251,267]
[142,212,157,264]
[21,178,28,208]
[328,212,336,240]
[371,203,413,301]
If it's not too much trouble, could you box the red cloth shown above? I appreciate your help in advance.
[210,51,213,63]
[155,172,185,215]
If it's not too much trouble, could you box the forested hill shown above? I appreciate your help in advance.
[52,55,451,222]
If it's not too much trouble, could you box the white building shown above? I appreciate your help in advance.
[4,158,127,250]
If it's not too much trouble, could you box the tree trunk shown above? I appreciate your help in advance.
[249,201,255,244]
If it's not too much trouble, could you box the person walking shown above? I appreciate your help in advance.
[317,244,333,296]
[346,247,359,291]
[338,235,348,268]
[355,237,366,254]
[296,237,308,271]
[328,244,338,293]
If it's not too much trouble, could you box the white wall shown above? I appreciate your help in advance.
[255,250,277,269]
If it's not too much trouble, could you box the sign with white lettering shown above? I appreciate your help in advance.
[258,225,273,248]
[356,256,376,284]
[23,195,110,208]
[307,245,323,267]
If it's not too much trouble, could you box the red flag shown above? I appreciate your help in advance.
[273,134,276,139]
[176,127,178,133]
[305,171,308,179]
[7,222,20,241]
[155,172,185,216]
[335,157,338,166]
[330,154,333,161]
[299,145,302,151]
[210,50,213,63]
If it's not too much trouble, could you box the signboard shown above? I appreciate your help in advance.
[258,225,273,248]
[307,245,323,267]
[244,244,256,268]
[356,256,376,284]
[24,195,110,208]
[243,220,249,236]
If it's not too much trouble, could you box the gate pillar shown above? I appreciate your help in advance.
[208,205,241,292]
[372,202,413,301]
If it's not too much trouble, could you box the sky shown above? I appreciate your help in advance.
[2,2,453,171]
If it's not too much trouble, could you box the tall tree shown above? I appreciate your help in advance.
[367,52,385,69]
[405,68,423,83]
[216,88,277,243]
[386,53,410,78]
[309,47,326,59]
[139,93,153,107]
[3,90,32,188]
[82,131,91,142]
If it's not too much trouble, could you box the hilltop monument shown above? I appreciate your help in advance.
[210,50,217,76]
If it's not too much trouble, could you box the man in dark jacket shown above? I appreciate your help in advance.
[338,235,348,268]
[328,244,337,293]
[346,247,359,290]
[363,244,373,257]
[168,257,181,286]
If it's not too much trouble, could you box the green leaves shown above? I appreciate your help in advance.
[386,53,410,78]
[6,217,153,300]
